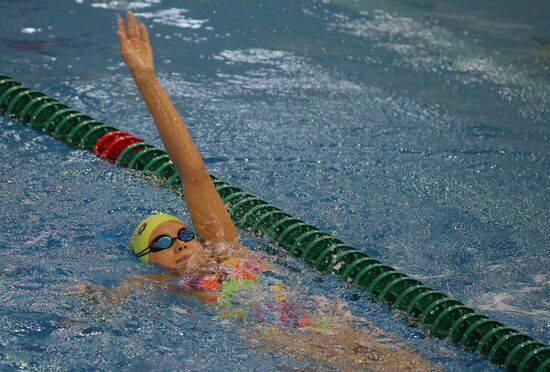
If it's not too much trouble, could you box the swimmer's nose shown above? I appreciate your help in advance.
[175,245,188,252]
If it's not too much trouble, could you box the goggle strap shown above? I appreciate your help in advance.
[135,246,151,257]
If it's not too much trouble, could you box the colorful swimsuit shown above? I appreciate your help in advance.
[173,258,328,330]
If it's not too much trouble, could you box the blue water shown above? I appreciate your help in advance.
[1,0,549,370]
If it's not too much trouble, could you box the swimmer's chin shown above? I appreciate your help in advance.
[174,251,207,270]
[181,250,221,274]
[174,256,190,269]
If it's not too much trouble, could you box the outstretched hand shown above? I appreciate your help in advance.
[117,11,154,77]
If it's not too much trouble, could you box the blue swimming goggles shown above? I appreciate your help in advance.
[137,228,196,257]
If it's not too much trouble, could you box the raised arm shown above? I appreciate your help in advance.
[117,12,238,247]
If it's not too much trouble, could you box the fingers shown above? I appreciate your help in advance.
[117,18,128,43]
[127,11,140,39]
[139,22,150,45]
[117,17,126,38]
[116,20,129,55]
[118,11,149,54]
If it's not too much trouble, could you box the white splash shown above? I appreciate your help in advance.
[21,27,41,34]
[135,8,208,29]
[91,0,159,9]
[213,48,362,94]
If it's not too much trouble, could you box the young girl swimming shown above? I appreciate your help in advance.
[114,11,433,371]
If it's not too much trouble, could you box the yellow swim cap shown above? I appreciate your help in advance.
[129,213,183,262]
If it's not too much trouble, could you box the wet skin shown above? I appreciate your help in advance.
[148,220,205,269]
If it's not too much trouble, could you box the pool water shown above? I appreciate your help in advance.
[0,0,548,370]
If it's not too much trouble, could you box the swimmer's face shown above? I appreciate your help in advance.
[148,220,204,269]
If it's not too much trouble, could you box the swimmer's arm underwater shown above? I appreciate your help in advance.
[117,12,239,248]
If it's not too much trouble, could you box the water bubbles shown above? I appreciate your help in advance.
[91,1,157,10]
[21,27,41,34]
[135,8,208,29]
[212,48,361,95]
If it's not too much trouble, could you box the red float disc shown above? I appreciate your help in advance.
[102,134,143,161]
[92,131,128,156]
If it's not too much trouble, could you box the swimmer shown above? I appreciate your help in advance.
[117,12,239,270]
[109,11,434,371]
